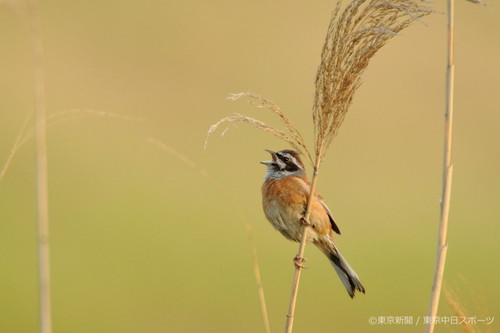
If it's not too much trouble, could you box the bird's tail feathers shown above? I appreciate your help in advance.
[319,240,365,298]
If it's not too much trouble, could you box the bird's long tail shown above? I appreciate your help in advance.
[317,239,365,298]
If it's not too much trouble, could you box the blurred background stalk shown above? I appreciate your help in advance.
[27,0,52,332]
[426,0,455,332]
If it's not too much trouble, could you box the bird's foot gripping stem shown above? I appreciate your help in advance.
[293,255,308,269]
[300,216,311,226]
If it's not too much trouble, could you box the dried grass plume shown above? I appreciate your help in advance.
[205,92,313,164]
[313,0,432,160]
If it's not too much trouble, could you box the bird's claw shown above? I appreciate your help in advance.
[300,216,311,226]
[294,255,308,269]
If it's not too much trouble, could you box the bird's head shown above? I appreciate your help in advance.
[261,149,306,180]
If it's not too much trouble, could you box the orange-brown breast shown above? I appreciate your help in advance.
[262,177,332,242]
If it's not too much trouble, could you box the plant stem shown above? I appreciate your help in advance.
[246,223,271,333]
[285,149,322,333]
[426,1,454,332]
[27,1,52,332]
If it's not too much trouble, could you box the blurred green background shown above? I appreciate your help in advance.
[1,1,499,332]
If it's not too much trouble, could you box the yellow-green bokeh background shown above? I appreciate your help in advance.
[1,1,499,332]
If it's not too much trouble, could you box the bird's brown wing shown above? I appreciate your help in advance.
[296,176,342,235]
[319,199,341,235]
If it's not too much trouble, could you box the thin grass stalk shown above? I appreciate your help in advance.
[426,1,454,332]
[246,223,272,333]
[443,287,476,333]
[27,0,52,332]
[285,147,323,333]
[0,112,32,182]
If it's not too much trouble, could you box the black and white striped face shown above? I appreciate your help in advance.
[261,149,306,180]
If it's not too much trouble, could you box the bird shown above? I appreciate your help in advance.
[260,149,365,298]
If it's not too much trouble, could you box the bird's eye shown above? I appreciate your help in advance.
[282,156,290,163]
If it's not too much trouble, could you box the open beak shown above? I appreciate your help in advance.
[260,149,277,165]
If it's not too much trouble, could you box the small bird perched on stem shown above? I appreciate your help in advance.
[261,149,365,298]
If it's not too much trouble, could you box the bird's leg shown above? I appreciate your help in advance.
[294,215,311,268]
[293,255,308,269]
